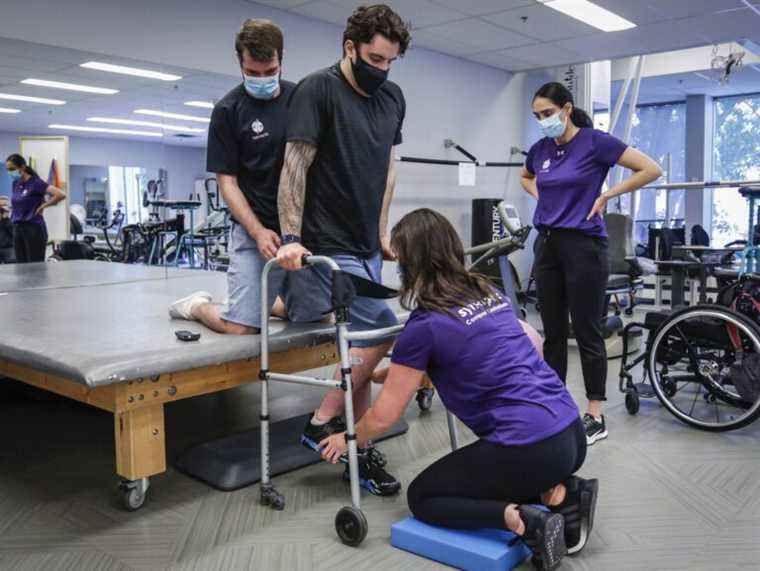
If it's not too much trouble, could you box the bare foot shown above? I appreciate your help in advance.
[540,483,566,507]
[504,504,526,535]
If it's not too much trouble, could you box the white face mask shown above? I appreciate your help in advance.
[537,110,567,138]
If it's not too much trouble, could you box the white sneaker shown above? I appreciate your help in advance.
[168,291,213,320]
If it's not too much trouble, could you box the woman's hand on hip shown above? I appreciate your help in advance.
[586,194,609,221]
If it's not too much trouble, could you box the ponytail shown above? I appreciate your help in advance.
[533,81,593,128]
[570,107,593,128]
[6,153,41,180]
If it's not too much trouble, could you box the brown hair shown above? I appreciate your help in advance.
[235,19,284,64]
[390,208,495,313]
[343,4,411,56]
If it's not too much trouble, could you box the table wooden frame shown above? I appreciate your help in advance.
[0,342,338,483]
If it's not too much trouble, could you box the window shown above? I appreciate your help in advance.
[108,166,150,224]
[607,102,686,244]
[711,94,760,246]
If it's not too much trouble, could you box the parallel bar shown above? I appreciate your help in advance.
[267,372,342,389]
[641,180,760,191]
[397,156,521,168]
[344,324,405,342]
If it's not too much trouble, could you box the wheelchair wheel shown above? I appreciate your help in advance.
[647,305,760,431]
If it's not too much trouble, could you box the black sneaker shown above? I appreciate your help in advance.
[342,449,401,496]
[583,413,607,445]
[550,476,599,555]
[515,505,566,571]
[365,442,387,467]
[300,413,347,454]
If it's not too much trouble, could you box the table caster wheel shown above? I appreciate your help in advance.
[625,390,640,415]
[261,484,286,511]
[119,477,149,511]
[416,388,434,412]
[335,506,368,547]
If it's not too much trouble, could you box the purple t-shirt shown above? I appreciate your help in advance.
[525,128,627,237]
[11,177,47,226]
[391,291,579,447]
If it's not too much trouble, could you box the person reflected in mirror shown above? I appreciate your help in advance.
[6,154,66,263]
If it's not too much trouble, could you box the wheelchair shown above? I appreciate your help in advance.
[618,271,760,432]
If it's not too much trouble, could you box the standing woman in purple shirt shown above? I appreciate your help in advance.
[318,209,599,570]
[520,83,662,445]
[5,154,66,263]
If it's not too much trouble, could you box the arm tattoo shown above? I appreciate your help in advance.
[278,141,317,237]
[379,149,397,237]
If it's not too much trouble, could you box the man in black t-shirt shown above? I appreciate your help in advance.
[169,19,294,334]
[275,5,411,496]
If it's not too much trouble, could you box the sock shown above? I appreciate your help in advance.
[310,411,329,426]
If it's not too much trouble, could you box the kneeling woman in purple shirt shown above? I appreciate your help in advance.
[521,83,662,446]
[319,209,597,571]
[5,154,66,263]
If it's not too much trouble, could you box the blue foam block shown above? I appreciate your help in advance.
[391,517,532,571]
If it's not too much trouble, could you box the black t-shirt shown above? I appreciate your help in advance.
[287,63,405,256]
[206,81,295,233]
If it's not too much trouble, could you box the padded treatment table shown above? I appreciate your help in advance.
[0,261,341,508]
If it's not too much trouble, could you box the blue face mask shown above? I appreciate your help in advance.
[537,110,567,139]
[8,170,21,182]
[243,73,280,100]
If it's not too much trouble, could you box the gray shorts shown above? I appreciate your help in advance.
[284,251,398,348]
[221,222,285,329]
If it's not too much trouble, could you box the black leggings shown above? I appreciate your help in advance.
[13,222,47,263]
[534,229,609,401]
[407,418,586,530]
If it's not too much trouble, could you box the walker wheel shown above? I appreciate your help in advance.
[416,388,434,412]
[335,506,368,546]
[625,390,640,415]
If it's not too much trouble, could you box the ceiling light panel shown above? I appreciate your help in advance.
[49,124,164,137]
[0,93,66,105]
[134,109,210,123]
[184,100,214,109]
[538,0,636,32]
[87,116,205,133]
[21,78,119,95]
[80,61,182,81]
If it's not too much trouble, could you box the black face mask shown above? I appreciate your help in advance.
[351,53,388,96]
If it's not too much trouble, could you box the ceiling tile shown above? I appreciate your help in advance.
[645,0,748,19]
[329,0,466,29]
[429,0,534,17]
[485,4,600,42]
[420,18,534,52]
[289,1,347,26]
[467,51,532,72]
[248,0,315,7]
[567,0,664,26]
[687,9,760,45]
[411,29,482,56]
[555,19,711,62]
[496,42,584,67]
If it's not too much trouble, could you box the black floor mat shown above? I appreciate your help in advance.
[175,412,409,491]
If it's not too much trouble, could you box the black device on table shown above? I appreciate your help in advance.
[175,330,201,342]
